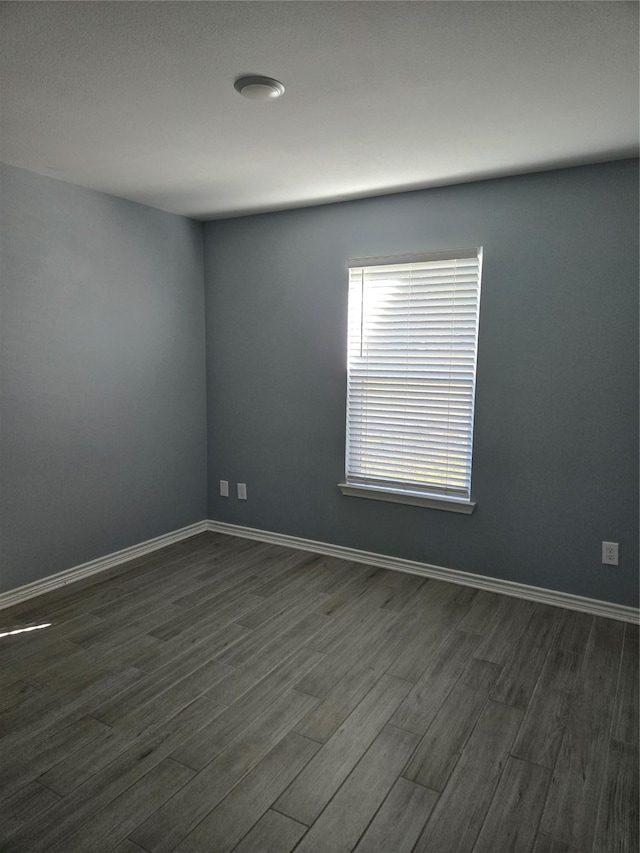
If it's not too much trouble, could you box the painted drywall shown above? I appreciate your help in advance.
[204,160,639,607]
[0,164,207,593]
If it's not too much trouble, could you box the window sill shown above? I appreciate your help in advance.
[338,483,476,514]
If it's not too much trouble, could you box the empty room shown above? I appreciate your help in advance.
[0,2,638,852]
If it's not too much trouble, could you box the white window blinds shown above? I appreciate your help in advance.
[345,249,482,502]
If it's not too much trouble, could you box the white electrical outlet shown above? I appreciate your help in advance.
[237,483,247,500]
[219,480,229,497]
[602,541,619,566]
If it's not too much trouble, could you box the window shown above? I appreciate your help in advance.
[339,248,482,514]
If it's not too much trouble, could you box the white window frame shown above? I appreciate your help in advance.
[339,248,483,514]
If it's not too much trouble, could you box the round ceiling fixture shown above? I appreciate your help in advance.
[234,75,285,101]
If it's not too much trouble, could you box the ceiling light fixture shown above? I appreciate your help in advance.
[234,75,285,102]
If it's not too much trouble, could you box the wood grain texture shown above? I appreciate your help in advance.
[531,839,569,853]
[173,733,320,853]
[473,598,534,664]
[292,725,420,853]
[611,623,639,745]
[0,532,635,853]
[274,675,412,825]
[232,809,307,853]
[293,660,381,743]
[471,756,550,853]
[0,714,110,796]
[352,777,438,853]
[402,658,502,791]
[591,738,639,853]
[5,697,225,852]
[538,617,625,851]
[412,700,524,853]
[390,629,482,734]
[490,604,561,709]
[0,782,61,837]
[171,646,324,770]
[130,689,318,853]
[46,758,194,853]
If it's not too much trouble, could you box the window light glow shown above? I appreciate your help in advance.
[0,622,51,639]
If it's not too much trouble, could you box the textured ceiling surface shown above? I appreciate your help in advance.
[1,1,638,219]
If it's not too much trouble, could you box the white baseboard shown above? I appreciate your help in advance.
[0,521,209,611]
[2,517,637,625]
[205,520,640,625]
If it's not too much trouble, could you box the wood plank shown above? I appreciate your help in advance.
[532,838,569,853]
[385,579,459,640]
[172,646,324,770]
[173,733,320,853]
[0,665,144,743]
[386,595,473,683]
[402,659,501,791]
[24,635,161,693]
[38,696,220,797]
[110,841,148,853]
[148,588,262,644]
[5,697,225,852]
[314,559,374,595]
[0,714,111,797]
[46,758,194,853]
[390,629,482,735]
[171,563,272,611]
[473,598,534,664]
[456,590,504,635]
[235,576,330,630]
[130,689,318,853]
[292,725,421,853]
[0,782,61,837]
[313,567,387,618]
[0,639,81,687]
[554,610,593,653]
[90,632,243,727]
[239,553,336,601]
[249,556,347,600]
[380,574,427,612]
[591,738,639,853]
[305,585,398,655]
[412,700,524,853]
[232,809,307,853]
[535,647,581,694]
[237,547,320,583]
[92,657,233,731]
[274,674,412,826]
[537,617,625,851]
[125,618,249,673]
[110,664,233,734]
[0,613,103,663]
[512,688,572,771]
[12,583,129,628]
[0,679,38,712]
[611,623,639,745]
[511,648,579,769]
[490,604,562,709]
[471,757,551,853]
[65,601,184,647]
[293,661,380,743]
[352,777,438,853]
[293,608,398,699]
[223,611,328,673]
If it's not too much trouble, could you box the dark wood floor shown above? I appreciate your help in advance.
[0,532,637,853]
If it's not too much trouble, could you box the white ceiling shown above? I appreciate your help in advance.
[1,1,638,220]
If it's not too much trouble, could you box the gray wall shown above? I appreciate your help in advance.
[204,160,639,607]
[1,164,207,593]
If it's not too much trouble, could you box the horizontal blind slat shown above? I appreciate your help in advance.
[346,249,481,501]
